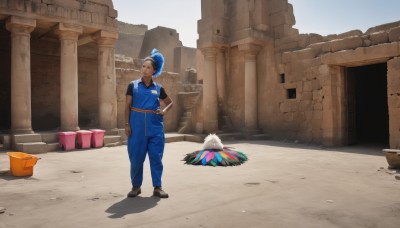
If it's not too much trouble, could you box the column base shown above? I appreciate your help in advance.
[11,129,34,134]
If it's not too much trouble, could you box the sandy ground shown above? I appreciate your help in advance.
[0,139,399,228]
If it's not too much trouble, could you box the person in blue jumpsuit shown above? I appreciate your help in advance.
[124,49,173,198]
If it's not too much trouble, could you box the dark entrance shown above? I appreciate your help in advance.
[346,63,389,146]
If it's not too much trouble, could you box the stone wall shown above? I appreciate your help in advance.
[198,0,400,148]
[118,21,147,35]
[0,0,118,30]
[29,39,99,131]
[173,46,197,83]
[115,21,147,58]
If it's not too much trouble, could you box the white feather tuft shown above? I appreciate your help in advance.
[202,134,224,150]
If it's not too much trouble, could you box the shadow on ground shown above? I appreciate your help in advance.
[0,170,40,181]
[106,196,160,218]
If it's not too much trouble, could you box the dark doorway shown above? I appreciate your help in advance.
[346,63,389,146]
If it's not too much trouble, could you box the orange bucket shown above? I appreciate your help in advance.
[7,152,40,177]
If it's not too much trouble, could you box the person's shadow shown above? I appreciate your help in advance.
[106,196,160,218]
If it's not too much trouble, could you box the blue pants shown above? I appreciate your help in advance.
[127,133,165,187]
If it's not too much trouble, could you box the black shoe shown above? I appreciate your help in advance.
[153,187,169,198]
[127,187,141,198]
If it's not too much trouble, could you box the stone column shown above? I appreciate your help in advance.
[6,16,36,134]
[94,31,119,130]
[55,23,82,131]
[216,49,226,106]
[239,44,260,134]
[388,58,400,149]
[201,47,219,133]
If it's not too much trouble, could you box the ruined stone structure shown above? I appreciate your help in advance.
[197,0,400,149]
[115,21,147,58]
[139,26,183,72]
[0,0,119,151]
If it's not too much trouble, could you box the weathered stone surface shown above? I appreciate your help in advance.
[321,42,400,66]
[369,31,389,45]
[330,36,363,52]
[388,26,400,42]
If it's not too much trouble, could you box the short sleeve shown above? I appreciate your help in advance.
[160,87,168,99]
[126,81,134,96]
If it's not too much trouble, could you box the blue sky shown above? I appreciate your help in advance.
[113,0,400,48]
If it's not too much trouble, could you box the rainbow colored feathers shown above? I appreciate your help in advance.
[183,134,248,166]
[183,147,248,166]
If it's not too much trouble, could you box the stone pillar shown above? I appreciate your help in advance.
[6,16,36,134]
[55,23,82,131]
[94,31,119,130]
[201,47,219,133]
[239,44,260,134]
[216,49,226,106]
[387,58,400,149]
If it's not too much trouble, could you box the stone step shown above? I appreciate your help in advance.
[178,91,200,96]
[249,134,270,140]
[182,84,203,92]
[104,135,121,145]
[165,133,185,143]
[178,92,200,110]
[184,134,205,143]
[181,116,190,122]
[178,121,188,128]
[105,142,122,147]
[177,126,187,134]
[218,133,244,141]
[183,111,192,118]
[47,142,60,152]
[16,142,47,154]
[115,129,128,141]
[40,132,58,143]
[105,129,120,136]
[13,134,42,144]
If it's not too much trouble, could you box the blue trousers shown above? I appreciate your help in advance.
[127,133,165,187]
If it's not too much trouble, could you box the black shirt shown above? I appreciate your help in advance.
[125,80,168,99]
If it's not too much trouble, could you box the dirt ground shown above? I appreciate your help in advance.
[0,138,399,228]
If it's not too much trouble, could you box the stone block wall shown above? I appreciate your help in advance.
[0,0,118,30]
[173,47,197,83]
[29,40,99,131]
[115,21,147,58]
[270,21,400,146]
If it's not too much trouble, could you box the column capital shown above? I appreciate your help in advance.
[55,23,83,40]
[201,47,219,58]
[6,16,36,35]
[93,30,118,46]
[238,43,261,55]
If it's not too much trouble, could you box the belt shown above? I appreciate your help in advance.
[130,106,157,114]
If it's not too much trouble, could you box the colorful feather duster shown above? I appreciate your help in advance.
[183,134,248,166]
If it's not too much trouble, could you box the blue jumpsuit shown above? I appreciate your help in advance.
[128,79,165,188]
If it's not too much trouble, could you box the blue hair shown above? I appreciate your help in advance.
[150,48,164,78]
